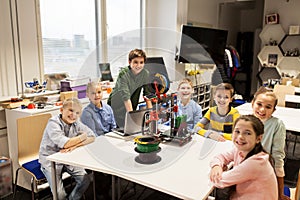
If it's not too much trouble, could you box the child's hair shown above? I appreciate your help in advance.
[214,83,234,97]
[252,86,278,108]
[62,98,82,109]
[86,81,102,93]
[234,115,267,160]
[177,78,193,89]
[128,49,146,62]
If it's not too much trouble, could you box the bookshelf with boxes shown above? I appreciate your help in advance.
[186,64,214,113]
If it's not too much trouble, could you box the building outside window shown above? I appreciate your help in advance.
[39,0,142,80]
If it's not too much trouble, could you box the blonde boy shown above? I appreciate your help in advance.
[39,98,95,200]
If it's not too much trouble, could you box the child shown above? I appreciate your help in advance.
[251,87,290,200]
[81,81,117,136]
[107,48,152,128]
[39,98,95,200]
[177,78,202,131]
[210,115,278,199]
[81,81,115,198]
[194,83,240,141]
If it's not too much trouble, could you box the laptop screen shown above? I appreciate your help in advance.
[124,109,149,135]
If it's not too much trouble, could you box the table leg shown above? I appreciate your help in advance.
[111,175,115,200]
[117,177,120,200]
[92,171,96,200]
[51,161,58,200]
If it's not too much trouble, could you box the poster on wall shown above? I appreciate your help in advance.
[265,13,279,24]
[268,54,278,66]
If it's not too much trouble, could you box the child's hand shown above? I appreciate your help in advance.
[279,194,291,200]
[82,136,95,145]
[60,146,76,153]
[78,132,88,142]
[210,165,223,183]
[208,131,226,142]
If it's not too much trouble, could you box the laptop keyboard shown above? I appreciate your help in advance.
[112,128,128,136]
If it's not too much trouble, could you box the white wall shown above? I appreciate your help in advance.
[187,0,221,28]
[145,0,188,81]
[264,0,300,33]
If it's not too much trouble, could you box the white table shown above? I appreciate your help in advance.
[48,134,233,200]
[236,102,300,132]
[285,94,300,104]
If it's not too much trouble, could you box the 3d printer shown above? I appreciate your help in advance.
[142,73,192,146]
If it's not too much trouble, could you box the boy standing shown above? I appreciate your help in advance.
[108,49,152,127]
[39,98,95,200]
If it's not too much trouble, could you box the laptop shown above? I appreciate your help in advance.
[112,109,149,136]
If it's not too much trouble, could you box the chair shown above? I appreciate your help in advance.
[13,113,51,200]
[273,84,295,107]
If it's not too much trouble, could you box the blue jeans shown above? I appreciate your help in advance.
[41,164,91,200]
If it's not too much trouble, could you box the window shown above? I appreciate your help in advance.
[40,0,96,78]
[40,0,142,79]
[106,0,142,76]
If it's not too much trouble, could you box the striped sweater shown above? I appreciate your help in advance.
[194,106,240,140]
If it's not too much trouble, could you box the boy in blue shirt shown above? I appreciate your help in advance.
[39,98,95,200]
[81,81,116,136]
[177,78,202,131]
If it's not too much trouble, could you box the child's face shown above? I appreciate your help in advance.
[252,93,275,122]
[87,85,102,105]
[178,82,193,100]
[232,119,261,154]
[129,57,145,75]
[60,103,82,125]
[214,89,232,108]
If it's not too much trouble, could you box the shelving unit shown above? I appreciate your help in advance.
[186,64,214,113]
[257,46,283,67]
[258,24,300,79]
[279,34,300,56]
[193,83,211,112]
[259,24,285,46]
[277,57,300,77]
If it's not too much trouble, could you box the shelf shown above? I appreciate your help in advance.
[257,46,283,67]
[259,24,285,46]
[257,67,281,83]
[278,34,300,56]
[277,57,300,77]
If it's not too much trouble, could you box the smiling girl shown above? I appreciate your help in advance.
[210,115,278,199]
[252,87,290,200]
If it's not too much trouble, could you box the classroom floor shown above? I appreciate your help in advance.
[2,178,181,200]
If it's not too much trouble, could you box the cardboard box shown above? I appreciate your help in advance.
[281,77,300,87]
[1,99,30,109]
[60,91,78,101]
